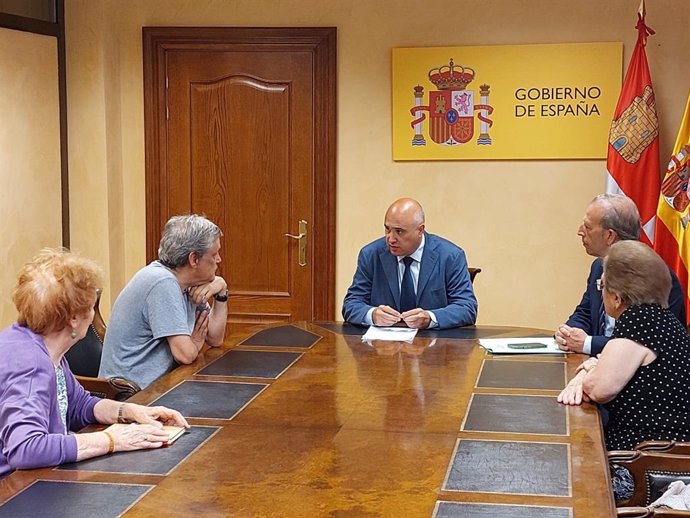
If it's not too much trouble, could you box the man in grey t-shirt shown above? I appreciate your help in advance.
[99,215,228,388]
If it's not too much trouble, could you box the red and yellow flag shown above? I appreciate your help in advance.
[654,91,690,320]
[605,0,659,246]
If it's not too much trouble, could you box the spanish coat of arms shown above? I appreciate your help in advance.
[410,59,494,146]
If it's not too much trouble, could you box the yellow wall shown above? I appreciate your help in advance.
[0,28,62,327]
[64,0,690,329]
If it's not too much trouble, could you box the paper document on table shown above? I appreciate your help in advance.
[362,326,418,342]
[479,337,562,354]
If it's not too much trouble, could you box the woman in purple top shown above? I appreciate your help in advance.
[0,249,189,478]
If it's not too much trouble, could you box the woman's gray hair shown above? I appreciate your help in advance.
[604,240,671,307]
[158,215,222,269]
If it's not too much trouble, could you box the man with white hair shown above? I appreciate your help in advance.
[556,194,685,355]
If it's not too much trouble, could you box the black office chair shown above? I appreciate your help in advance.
[64,291,141,401]
[468,267,481,284]
[65,323,103,377]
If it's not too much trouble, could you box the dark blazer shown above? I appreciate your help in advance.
[566,257,687,356]
[342,233,478,329]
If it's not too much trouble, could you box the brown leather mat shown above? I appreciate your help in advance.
[0,480,153,517]
[462,394,566,435]
[443,439,570,496]
[239,325,321,348]
[434,501,571,518]
[58,426,219,475]
[150,380,267,419]
[476,360,566,390]
[196,350,302,379]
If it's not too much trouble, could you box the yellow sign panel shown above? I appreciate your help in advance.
[392,43,622,160]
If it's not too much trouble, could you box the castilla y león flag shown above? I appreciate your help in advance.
[655,91,690,321]
[605,0,659,246]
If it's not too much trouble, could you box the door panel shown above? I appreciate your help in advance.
[144,28,336,323]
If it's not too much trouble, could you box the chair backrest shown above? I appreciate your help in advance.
[76,376,141,401]
[64,324,103,377]
[609,449,690,507]
[64,290,106,377]
[468,267,481,284]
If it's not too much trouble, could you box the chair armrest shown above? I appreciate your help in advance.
[617,507,654,518]
[76,376,141,401]
[618,507,690,517]
[637,441,690,456]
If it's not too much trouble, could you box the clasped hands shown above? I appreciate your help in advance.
[554,324,587,353]
[183,277,228,349]
[186,276,228,305]
[373,305,431,329]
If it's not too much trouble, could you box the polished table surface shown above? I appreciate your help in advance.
[0,323,615,517]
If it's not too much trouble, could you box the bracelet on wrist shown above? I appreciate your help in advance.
[117,403,128,423]
[103,431,115,454]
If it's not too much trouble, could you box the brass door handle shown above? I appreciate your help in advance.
[284,220,307,266]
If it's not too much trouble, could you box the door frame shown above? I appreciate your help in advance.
[143,26,337,320]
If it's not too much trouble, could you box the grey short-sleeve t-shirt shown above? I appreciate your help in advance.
[99,262,196,388]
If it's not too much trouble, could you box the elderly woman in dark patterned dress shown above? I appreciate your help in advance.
[0,249,189,478]
[558,240,690,501]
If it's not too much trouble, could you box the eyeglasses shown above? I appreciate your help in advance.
[596,278,605,291]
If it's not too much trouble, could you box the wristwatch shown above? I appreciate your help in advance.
[213,290,229,302]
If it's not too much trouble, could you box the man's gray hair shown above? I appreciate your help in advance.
[593,193,642,241]
[158,214,222,268]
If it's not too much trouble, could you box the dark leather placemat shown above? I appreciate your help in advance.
[314,322,551,340]
[239,325,321,348]
[462,394,566,435]
[434,501,571,518]
[443,439,569,496]
[314,322,367,336]
[150,380,267,419]
[58,426,219,475]
[477,360,566,390]
[0,480,152,517]
[196,350,302,379]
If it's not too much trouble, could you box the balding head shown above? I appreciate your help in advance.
[384,198,426,257]
[385,198,425,226]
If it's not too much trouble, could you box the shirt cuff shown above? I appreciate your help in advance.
[364,307,375,326]
[583,336,592,355]
[427,311,438,329]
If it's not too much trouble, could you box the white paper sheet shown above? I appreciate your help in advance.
[479,336,563,354]
[362,326,418,342]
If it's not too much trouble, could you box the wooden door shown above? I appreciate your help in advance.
[143,28,336,323]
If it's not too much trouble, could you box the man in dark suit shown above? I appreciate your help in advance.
[342,198,477,329]
[556,194,686,355]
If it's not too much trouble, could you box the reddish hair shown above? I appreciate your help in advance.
[12,248,102,334]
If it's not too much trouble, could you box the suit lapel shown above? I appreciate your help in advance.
[417,234,438,301]
[380,247,401,307]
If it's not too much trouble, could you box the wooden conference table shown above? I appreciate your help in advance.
[0,322,615,517]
